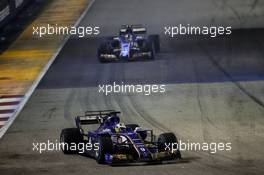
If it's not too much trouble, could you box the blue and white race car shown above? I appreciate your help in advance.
[60,110,181,164]
[97,25,160,62]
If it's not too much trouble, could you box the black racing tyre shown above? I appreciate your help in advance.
[60,128,83,154]
[149,47,155,60]
[144,39,155,60]
[158,132,177,150]
[158,132,181,159]
[95,136,113,164]
[125,124,139,131]
[137,39,144,48]
[111,40,120,48]
[148,35,160,53]
[97,43,109,63]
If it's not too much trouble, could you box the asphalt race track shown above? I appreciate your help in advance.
[1,0,264,174]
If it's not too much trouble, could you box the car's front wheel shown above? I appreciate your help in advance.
[95,136,113,164]
[148,35,160,53]
[143,40,155,60]
[158,132,181,159]
[60,128,83,154]
[98,43,111,63]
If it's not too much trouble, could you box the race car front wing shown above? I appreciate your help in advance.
[104,151,178,164]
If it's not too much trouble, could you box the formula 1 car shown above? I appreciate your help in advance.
[98,25,160,62]
[60,110,181,164]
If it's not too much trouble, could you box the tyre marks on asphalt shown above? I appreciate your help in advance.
[195,41,264,168]
[128,96,170,133]
[110,60,170,133]
[200,44,264,109]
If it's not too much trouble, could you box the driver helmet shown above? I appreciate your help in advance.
[125,26,133,35]
[105,114,120,126]
[124,34,133,42]
[115,123,126,133]
[124,26,133,41]
[135,127,147,140]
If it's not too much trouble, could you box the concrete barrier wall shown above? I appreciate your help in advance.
[0,0,31,28]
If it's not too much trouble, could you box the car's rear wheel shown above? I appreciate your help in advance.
[95,136,113,164]
[158,132,181,159]
[60,128,83,154]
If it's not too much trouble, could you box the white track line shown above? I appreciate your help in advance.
[0,98,22,103]
[0,106,18,110]
[0,114,12,118]
[0,0,96,139]
[0,121,6,126]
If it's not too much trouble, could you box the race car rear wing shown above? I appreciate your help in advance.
[75,110,121,126]
[119,25,147,35]
[84,110,119,116]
